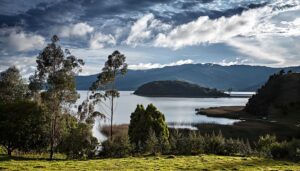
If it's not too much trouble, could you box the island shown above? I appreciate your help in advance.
[133,80,229,98]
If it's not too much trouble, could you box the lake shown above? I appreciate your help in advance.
[77,91,251,140]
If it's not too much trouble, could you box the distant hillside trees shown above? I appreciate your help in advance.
[128,104,169,153]
[245,70,300,118]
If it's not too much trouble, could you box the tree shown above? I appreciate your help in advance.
[0,66,28,103]
[0,101,50,156]
[29,35,84,160]
[0,67,49,156]
[57,122,98,159]
[128,104,169,152]
[90,50,127,140]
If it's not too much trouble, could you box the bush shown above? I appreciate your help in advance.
[174,131,204,155]
[286,139,300,161]
[222,139,252,156]
[57,123,98,159]
[257,134,277,157]
[101,134,132,158]
[204,131,225,155]
[0,145,7,154]
[271,142,289,159]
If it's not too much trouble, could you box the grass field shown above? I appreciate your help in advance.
[0,155,300,170]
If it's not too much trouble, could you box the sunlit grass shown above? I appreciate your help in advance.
[0,154,299,170]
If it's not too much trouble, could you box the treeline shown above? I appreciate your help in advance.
[0,35,127,159]
[101,104,300,161]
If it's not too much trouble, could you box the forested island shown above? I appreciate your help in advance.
[134,80,229,98]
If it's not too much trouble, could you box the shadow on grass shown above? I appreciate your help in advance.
[205,156,298,170]
[0,154,67,161]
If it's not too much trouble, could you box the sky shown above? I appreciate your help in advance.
[0,0,300,77]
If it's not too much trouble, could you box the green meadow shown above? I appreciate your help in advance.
[0,155,299,171]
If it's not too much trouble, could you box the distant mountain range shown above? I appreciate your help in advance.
[75,64,300,91]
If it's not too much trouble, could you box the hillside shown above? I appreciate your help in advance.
[245,72,300,123]
[76,64,300,91]
[133,80,229,97]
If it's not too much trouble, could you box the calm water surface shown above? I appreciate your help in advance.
[77,91,251,140]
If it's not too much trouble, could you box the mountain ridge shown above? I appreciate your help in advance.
[76,64,300,91]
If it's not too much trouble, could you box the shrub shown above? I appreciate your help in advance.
[58,123,98,159]
[257,134,277,157]
[270,142,289,159]
[204,131,225,155]
[101,134,132,158]
[284,139,300,161]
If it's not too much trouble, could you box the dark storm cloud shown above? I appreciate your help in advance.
[0,0,269,34]
[155,2,269,25]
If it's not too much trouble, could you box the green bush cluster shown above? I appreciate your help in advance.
[169,130,251,156]
[257,135,300,161]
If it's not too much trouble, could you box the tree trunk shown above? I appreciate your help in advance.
[7,148,12,156]
[110,96,114,141]
[50,141,54,160]
[49,114,57,160]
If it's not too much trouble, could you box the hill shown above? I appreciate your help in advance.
[76,64,300,91]
[245,72,300,123]
[133,80,229,97]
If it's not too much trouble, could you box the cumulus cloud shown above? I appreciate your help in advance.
[126,13,171,46]
[154,7,270,49]
[0,28,45,52]
[59,22,94,37]
[89,32,116,49]
[128,59,194,70]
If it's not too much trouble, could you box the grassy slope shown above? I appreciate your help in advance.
[0,155,300,170]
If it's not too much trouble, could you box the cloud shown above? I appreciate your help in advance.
[89,32,116,49]
[154,7,269,49]
[59,22,94,38]
[126,13,171,46]
[216,57,249,66]
[0,27,45,52]
[128,59,194,70]
[0,55,36,79]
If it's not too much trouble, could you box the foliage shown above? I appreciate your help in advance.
[88,50,127,140]
[101,133,132,158]
[57,123,98,159]
[29,35,84,159]
[169,130,204,155]
[245,71,300,118]
[271,139,300,161]
[0,66,28,103]
[0,101,50,155]
[128,104,169,152]
[203,131,225,155]
[257,134,277,157]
